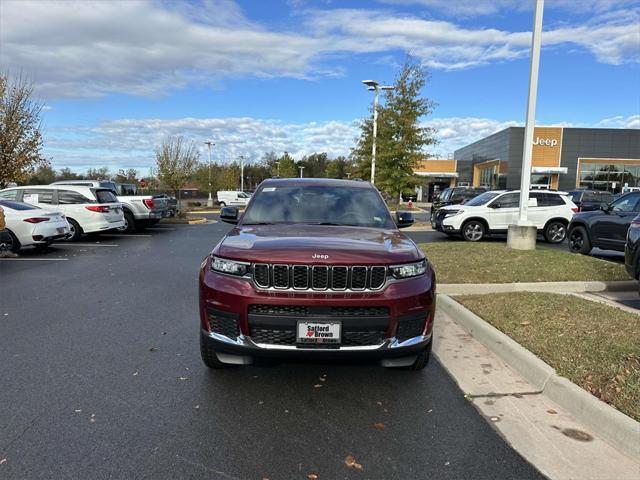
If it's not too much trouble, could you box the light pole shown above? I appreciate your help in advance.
[362,80,394,185]
[204,140,214,207]
[507,0,544,250]
[299,166,305,178]
[239,155,245,192]
[275,161,280,176]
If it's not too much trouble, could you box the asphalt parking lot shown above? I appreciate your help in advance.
[0,221,545,479]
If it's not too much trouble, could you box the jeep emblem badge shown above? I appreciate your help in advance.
[312,253,329,259]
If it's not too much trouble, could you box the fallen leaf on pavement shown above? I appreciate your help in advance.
[307,473,318,479]
[344,455,363,470]
[373,422,385,430]
[375,401,382,407]
[149,347,157,352]
[74,409,82,413]
[546,409,557,415]
[178,376,189,381]
[0,459,7,465]
[89,414,96,423]
[313,384,323,388]
[133,371,138,376]
[520,321,531,326]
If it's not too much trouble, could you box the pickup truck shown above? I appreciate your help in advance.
[50,180,168,232]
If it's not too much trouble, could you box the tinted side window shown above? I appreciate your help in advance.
[612,194,640,213]
[599,192,613,203]
[94,189,118,203]
[58,190,92,204]
[583,192,597,202]
[0,189,18,200]
[494,192,520,208]
[23,189,53,204]
[541,193,565,206]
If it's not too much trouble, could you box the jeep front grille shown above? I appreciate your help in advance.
[251,263,387,291]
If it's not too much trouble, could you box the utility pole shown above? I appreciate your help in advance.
[507,0,544,250]
[362,80,394,185]
[299,166,305,178]
[204,141,214,207]
[239,156,245,192]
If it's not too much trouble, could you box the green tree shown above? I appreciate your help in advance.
[112,168,138,184]
[27,162,56,184]
[326,156,353,179]
[56,167,82,181]
[377,58,436,206]
[155,136,199,198]
[0,74,46,187]
[299,152,329,178]
[277,151,297,178]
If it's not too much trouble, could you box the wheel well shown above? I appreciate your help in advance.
[66,216,83,234]
[461,217,490,232]
[544,217,569,230]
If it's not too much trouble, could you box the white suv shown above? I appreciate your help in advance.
[434,190,578,243]
[0,185,125,240]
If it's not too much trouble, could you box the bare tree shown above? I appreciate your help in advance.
[0,73,46,187]
[155,136,199,199]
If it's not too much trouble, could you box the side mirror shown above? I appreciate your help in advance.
[220,206,239,224]
[489,202,501,209]
[395,211,414,229]
[600,203,611,212]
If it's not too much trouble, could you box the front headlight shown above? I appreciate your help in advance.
[390,259,428,279]
[443,209,462,217]
[211,256,249,276]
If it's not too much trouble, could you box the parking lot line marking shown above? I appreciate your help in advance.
[0,257,69,261]
[99,234,152,238]
[55,243,119,247]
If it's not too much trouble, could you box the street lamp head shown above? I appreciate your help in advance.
[381,85,394,91]
[362,79,379,89]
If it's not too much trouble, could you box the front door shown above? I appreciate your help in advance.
[486,192,520,230]
[592,193,640,250]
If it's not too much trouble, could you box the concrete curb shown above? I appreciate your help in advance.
[438,294,640,462]
[438,280,636,295]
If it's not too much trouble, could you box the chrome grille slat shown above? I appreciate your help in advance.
[252,263,387,291]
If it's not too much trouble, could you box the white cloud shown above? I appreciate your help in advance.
[44,117,361,171]
[594,115,640,129]
[1,1,638,98]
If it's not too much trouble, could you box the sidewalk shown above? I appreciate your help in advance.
[434,308,640,479]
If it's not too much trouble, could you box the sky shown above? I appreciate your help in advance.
[1,0,639,174]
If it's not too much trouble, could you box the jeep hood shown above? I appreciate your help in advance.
[215,224,421,264]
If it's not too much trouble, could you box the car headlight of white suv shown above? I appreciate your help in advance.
[390,259,428,279]
[442,209,463,218]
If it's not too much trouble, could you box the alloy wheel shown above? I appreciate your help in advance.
[548,224,566,243]
[464,223,484,241]
[569,231,583,251]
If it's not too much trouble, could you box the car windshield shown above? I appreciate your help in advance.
[241,185,395,228]
[0,199,40,210]
[464,191,501,206]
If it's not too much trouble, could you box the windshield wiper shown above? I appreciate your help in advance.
[306,222,361,226]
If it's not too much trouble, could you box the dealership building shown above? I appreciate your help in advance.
[414,127,640,199]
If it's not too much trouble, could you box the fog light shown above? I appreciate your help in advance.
[32,235,44,241]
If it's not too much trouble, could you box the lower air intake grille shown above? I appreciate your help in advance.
[207,309,240,338]
[252,328,296,345]
[249,305,309,316]
[396,314,426,341]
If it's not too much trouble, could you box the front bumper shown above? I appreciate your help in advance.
[199,257,436,362]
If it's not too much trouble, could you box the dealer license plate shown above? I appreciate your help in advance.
[297,321,341,344]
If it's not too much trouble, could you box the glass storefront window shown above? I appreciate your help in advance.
[579,162,640,193]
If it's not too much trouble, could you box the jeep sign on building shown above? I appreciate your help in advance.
[451,127,640,193]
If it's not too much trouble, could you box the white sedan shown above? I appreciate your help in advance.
[0,199,70,252]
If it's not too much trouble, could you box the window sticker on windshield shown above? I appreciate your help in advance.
[263,187,276,192]
[23,194,39,204]
[528,197,538,207]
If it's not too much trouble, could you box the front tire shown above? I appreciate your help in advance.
[462,220,486,242]
[544,220,567,244]
[405,340,432,371]
[200,335,234,369]
[568,226,591,254]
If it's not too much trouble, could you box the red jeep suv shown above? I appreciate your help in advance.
[198,178,436,370]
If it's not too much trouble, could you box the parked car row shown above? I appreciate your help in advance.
[0,183,176,253]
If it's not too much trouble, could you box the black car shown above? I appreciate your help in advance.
[624,214,640,293]
[430,187,487,226]
[568,192,640,254]
[567,190,614,212]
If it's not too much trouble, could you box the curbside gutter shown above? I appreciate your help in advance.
[438,280,637,295]
[438,294,640,462]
